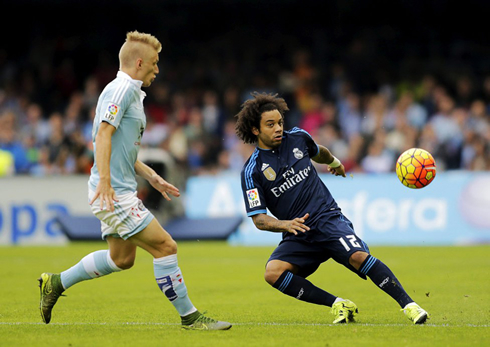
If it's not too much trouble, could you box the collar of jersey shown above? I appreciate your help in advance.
[117,70,145,89]
[257,145,282,152]
[117,71,146,99]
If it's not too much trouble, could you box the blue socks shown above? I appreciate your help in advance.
[154,254,197,317]
[60,250,122,290]
[272,255,415,309]
[359,255,413,308]
[273,271,337,306]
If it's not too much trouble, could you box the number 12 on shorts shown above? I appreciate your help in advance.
[339,235,361,252]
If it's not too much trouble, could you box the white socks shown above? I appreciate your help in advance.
[154,254,197,317]
[60,250,122,290]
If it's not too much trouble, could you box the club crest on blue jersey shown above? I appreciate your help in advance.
[293,148,304,159]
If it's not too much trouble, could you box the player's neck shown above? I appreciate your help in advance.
[257,143,279,151]
[120,68,140,83]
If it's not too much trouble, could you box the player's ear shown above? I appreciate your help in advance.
[136,58,143,70]
[252,126,260,136]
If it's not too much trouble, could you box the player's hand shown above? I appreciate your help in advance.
[285,213,310,235]
[89,181,118,212]
[148,174,180,201]
[328,163,346,177]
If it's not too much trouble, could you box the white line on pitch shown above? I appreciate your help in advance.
[0,322,488,328]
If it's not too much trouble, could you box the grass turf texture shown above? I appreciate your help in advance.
[1,242,489,346]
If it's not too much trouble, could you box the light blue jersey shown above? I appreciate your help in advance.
[89,71,147,195]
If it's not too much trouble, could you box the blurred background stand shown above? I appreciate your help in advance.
[137,147,186,225]
[55,213,243,241]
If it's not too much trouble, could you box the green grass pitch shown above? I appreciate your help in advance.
[1,242,489,346]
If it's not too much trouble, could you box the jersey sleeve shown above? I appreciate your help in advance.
[98,83,132,129]
[290,127,319,157]
[240,163,267,217]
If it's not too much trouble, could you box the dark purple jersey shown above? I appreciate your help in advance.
[240,127,339,240]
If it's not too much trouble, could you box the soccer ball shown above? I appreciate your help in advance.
[395,148,436,189]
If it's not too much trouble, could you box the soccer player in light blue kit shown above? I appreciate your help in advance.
[38,31,231,330]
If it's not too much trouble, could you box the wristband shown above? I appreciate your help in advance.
[329,156,341,168]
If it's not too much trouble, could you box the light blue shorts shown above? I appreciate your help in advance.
[89,189,154,240]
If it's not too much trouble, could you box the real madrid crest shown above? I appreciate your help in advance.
[293,148,304,159]
[262,165,276,181]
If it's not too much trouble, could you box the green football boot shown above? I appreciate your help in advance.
[38,273,64,324]
[181,311,232,331]
[331,299,358,324]
[402,303,429,324]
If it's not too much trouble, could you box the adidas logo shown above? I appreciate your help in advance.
[261,163,269,171]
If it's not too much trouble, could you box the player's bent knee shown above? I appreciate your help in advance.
[115,259,134,270]
[156,236,178,256]
[264,261,289,285]
[349,251,369,270]
[264,270,280,286]
[113,256,135,270]
[166,239,178,255]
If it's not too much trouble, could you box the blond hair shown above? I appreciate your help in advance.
[125,30,162,53]
[119,31,161,69]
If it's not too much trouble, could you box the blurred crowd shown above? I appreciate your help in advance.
[1,34,490,182]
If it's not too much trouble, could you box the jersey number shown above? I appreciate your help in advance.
[339,235,361,252]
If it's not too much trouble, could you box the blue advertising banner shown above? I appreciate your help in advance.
[0,177,89,245]
[186,172,490,246]
[1,173,489,246]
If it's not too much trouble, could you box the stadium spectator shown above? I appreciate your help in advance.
[0,110,30,174]
[361,93,391,136]
[42,112,72,174]
[337,91,363,141]
[19,103,50,146]
[299,92,324,136]
[361,136,395,174]
[201,90,224,137]
[0,148,14,176]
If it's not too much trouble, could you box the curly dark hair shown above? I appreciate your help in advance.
[235,92,289,144]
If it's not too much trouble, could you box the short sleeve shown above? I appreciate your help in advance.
[240,163,267,217]
[98,82,132,129]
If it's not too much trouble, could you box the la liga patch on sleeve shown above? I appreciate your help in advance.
[246,188,261,208]
[104,103,120,122]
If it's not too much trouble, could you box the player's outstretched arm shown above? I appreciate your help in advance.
[134,160,180,201]
[312,145,346,177]
[252,213,310,235]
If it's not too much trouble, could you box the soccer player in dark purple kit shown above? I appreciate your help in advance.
[235,92,429,324]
